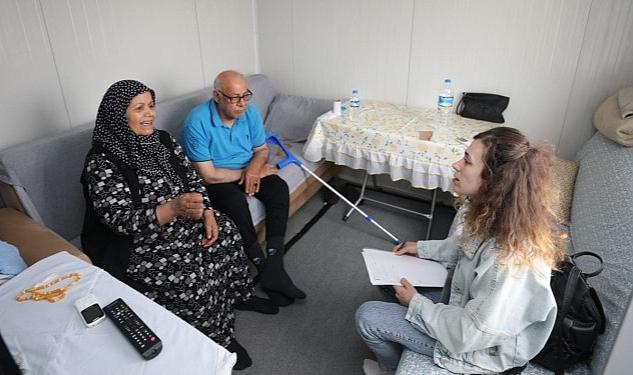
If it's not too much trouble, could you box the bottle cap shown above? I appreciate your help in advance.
[444,79,451,84]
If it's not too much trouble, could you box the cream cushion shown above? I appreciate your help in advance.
[617,87,633,119]
[551,157,578,223]
[594,94,633,146]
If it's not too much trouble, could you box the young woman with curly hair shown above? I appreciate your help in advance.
[356,127,565,375]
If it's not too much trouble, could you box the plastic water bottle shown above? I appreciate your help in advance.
[437,79,454,126]
[349,89,361,120]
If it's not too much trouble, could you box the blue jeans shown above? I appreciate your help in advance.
[377,285,443,304]
[355,300,437,371]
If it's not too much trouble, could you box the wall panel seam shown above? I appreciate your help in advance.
[557,0,594,155]
[35,0,73,130]
[192,0,207,87]
[251,0,260,73]
[404,0,416,106]
[290,0,295,93]
[14,0,32,54]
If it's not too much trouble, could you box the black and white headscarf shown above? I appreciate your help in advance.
[93,80,181,185]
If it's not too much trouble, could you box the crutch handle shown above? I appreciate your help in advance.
[266,131,301,169]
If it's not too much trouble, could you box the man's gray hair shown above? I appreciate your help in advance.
[213,76,223,91]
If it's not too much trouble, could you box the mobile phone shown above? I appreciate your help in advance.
[74,294,106,328]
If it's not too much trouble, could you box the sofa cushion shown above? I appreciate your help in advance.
[246,74,278,121]
[396,349,590,375]
[0,125,93,240]
[570,132,633,374]
[246,141,322,225]
[155,88,210,143]
[265,94,332,142]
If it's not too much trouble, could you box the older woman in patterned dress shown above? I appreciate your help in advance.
[82,80,273,370]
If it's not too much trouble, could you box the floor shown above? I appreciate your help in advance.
[234,183,457,375]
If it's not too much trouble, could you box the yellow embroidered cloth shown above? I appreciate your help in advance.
[303,100,496,191]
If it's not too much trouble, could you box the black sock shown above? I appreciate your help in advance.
[234,295,279,314]
[260,249,306,300]
[265,290,295,306]
[227,339,252,370]
[266,236,285,255]
[244,242,266,272]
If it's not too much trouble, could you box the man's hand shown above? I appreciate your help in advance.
[393,278,417,306]
[239,144,269,195]
[393,241,418,257]
[259,163,278,178]
[201,209,219,246]
[172,192,205,220]
[240,166,261,195]
[240,162,277,195]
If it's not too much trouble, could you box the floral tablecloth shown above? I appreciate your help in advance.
[303,100,496,192]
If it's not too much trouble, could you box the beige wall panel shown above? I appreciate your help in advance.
[39,0,205,127]
[0,0,70,150]
[257,0,413,102]
[407,0,591,148]
[256,0,293,93]
[291,0,413,102]
[558,0,633,159]
[196,0,257,86]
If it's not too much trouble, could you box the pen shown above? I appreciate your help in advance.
[395,241,406,251]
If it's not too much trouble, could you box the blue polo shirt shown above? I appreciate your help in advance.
[181,100,266,169]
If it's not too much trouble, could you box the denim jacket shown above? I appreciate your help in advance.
[405,205,556,374]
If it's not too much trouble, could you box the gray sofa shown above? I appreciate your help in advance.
[0,74,337,251]
[396,132,633,374]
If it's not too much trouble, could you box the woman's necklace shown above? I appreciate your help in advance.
[15,272,82,303]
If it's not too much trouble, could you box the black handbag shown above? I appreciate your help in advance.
[456,92,510,123]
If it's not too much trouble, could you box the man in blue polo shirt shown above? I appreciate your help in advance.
[182,70,305,308]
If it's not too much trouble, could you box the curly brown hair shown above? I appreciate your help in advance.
[464,127,565,269]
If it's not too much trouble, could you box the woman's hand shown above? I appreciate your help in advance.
[393,241,418,257]
[393,278,417,307]
[156,192,205,225]
[201,209,219,246]
[172,192,205,220]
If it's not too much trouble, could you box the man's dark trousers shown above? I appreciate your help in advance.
[204,174,289,259]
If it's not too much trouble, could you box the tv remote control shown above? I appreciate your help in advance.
[104,298,162,359]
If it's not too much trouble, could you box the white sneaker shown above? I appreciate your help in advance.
[362,359,395,375]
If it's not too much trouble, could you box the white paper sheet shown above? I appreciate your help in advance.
[361,248,448,287]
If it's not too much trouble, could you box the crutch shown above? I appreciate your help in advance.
[266,131,402,245]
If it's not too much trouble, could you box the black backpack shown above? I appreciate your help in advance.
[532,251,607,374]
[80,130,187,288]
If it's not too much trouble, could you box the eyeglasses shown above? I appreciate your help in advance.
[216,89,253,104]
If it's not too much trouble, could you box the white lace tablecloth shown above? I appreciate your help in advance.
[303,100,496,192]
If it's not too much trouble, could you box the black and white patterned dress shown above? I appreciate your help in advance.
[84,135,252,346]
